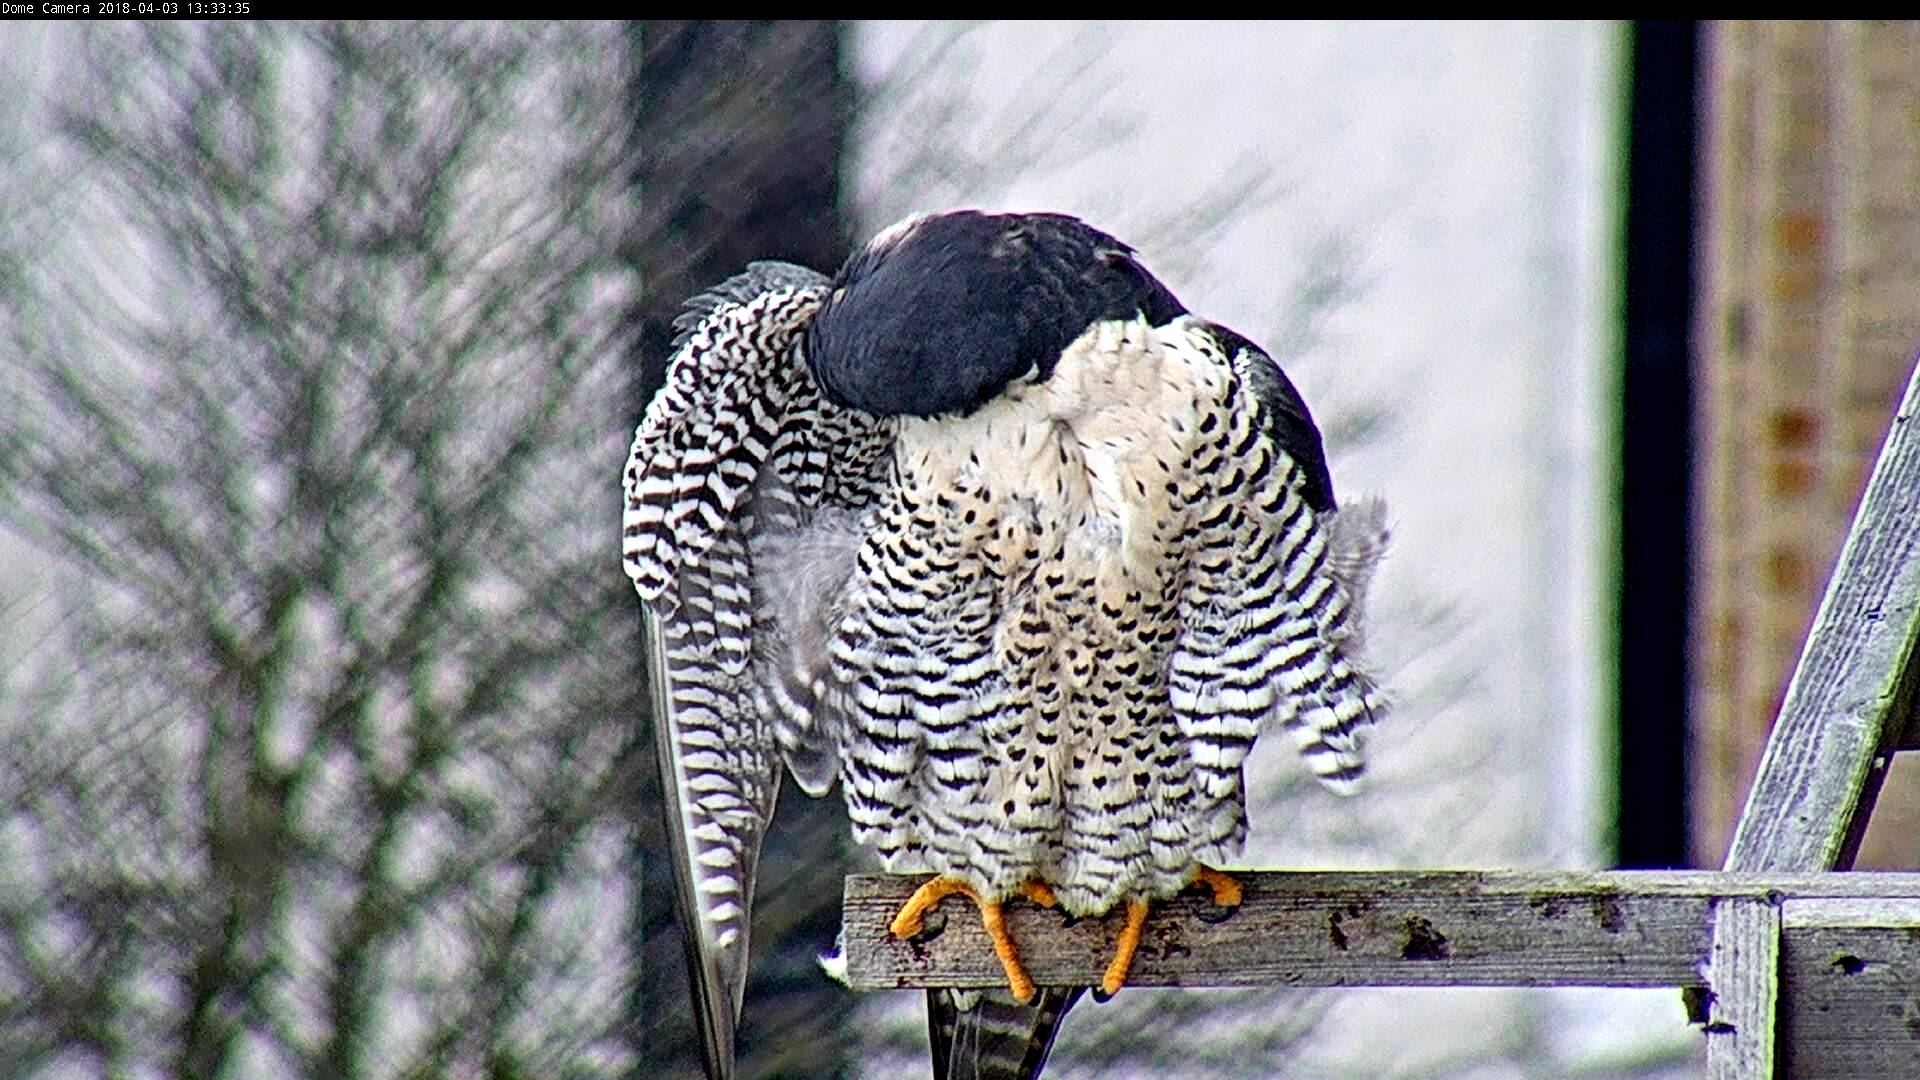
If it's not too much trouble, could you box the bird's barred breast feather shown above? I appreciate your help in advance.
[622,224,1389,1078]
[824,314,1384,918]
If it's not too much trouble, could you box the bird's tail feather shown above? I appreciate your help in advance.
[929,987,1083,1080]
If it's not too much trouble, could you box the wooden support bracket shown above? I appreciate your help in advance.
[1702,897,1780,1080]
[1724,356,1920,872]
[1777,898,1920,1076]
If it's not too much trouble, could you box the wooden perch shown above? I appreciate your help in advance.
[841,869,1920,992]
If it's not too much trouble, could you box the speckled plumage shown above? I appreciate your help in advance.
[829,313,1378,918]
[622,262,891,1072]
[623,212,1386,1080]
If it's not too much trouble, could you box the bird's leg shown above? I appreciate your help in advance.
[1192,864,1244,909]
[1095,867,1246,999]
[1186,864,1245,925]
[1098,898,1152,999]
[889,876,1038,1004]
[977,894,1036,1004]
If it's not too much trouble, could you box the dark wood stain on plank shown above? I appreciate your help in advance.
[840,869,1920,992]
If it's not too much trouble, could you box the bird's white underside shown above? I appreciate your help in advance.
[629,278,1382,998]
[760,316,1381,915]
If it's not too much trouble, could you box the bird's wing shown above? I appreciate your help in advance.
[1165,320,1387,835]
[623,261,890,1079]
[1206,321,1337,514]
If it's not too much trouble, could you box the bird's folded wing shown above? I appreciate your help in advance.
[623,262,890,1078]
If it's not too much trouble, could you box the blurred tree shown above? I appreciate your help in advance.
[0,19,871,1080]
[0,23,644,1080]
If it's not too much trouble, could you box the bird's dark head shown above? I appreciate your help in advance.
[804,210,1187,417]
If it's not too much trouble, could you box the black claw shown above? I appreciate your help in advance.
[906,909,948,943]
[1195,901,1240,925]
[1091,985,1115,1004]
[1058,911,1080,929]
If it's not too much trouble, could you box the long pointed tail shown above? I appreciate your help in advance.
[928,987,1083,1080]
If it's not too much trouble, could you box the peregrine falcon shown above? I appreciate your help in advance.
[623,210,1387,1078]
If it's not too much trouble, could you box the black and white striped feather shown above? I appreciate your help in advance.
[624,212,1387,1080]
[623,262,889,1079]
[815,310,1385,917]
[930,986,1084,1080]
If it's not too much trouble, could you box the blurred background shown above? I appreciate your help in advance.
[1,20,1915,1080]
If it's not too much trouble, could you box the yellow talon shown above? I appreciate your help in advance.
[1096,869,1243,998]
[1193,864,1244,909]
[889,876,969,939]
[890,876,1038,1004]
[1100,898,1152,997]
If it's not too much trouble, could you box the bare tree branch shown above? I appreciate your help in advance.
[1,24,643,1080]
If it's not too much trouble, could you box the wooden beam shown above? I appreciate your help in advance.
[840,870,1920,993]
[1778,897,1920,1079]
[1724,354,1920,873]
[1702,897,1780,1080]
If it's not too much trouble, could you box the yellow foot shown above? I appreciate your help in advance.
[1099,898,1152,998]
[889,876,1037,1004]
[1018,879,1059,909]
[1193,865,1244,909]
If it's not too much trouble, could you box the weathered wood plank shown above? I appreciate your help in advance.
[1725,353,1920,872]
[1783,896,1920,928]
[1778,899,1920,1079]
[1702,898,1781,1080]
[840,870,1920,992]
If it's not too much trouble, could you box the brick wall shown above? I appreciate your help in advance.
[1693,20,1920,866]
